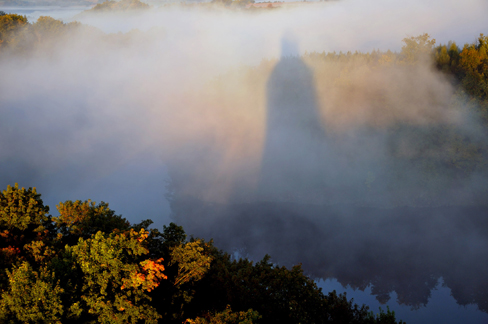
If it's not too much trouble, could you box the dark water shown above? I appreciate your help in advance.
[171,200,488,323]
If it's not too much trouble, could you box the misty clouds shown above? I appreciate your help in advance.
[1,0,488,227]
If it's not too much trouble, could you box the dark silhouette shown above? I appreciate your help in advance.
[259,38,326,202]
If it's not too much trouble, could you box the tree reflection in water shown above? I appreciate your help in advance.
[171,201,488,317]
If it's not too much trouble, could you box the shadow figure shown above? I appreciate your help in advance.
[165,37,488,319]
[259,38,326,202]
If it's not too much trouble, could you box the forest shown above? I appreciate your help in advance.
[1,4,488,322]
[0,184,403,323]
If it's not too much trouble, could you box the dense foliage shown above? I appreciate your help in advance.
[0,184,403,323]
[0,13,88,54]
[303,33,488,128]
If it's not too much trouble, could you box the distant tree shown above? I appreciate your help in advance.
[88,0,150,12]
[31,16,83,47]
[435,45,451,72]
[0,13,28,50]
[211,0,233,6]
[459,34,488,100]
[400,33,436,64]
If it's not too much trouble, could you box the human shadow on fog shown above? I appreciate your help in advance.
[258,39,327,203]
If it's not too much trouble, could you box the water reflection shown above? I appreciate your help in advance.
[171,201,488,316]
[318,277,488,324]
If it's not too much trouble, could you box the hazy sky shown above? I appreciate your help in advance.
[1,0,488,227]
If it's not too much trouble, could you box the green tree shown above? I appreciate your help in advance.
[0,184,51,287]
[0,262,64,323]
[149,223,215,322]
[0,184,49,234]
[170,240,213,288]
[54,200,130,247]
[56,229,166,323]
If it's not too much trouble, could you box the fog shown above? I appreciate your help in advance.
[1,0,488,320]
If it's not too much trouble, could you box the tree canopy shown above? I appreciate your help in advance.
[0,184,404,323]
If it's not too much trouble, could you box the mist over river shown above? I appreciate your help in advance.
[2,0,488,322]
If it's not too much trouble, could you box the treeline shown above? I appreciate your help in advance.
[0,10,153,54]
[0,12,89,54]
[0,10,165,55]
[198,33,488,205]
[0,0,97,7]
[83,0,150,13]
[301,34,488,201]
[305,33,488,126]
[0,184,403,323]
[81,0,256,11]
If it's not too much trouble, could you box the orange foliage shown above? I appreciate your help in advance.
[0,230,9,238]
[140,258,167,291]
[1,246,20,258]
[121,258,167,292]
[460,46,483,74]
[137,231,148,242]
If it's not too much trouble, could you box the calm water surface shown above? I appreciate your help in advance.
[172,201,488,324]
